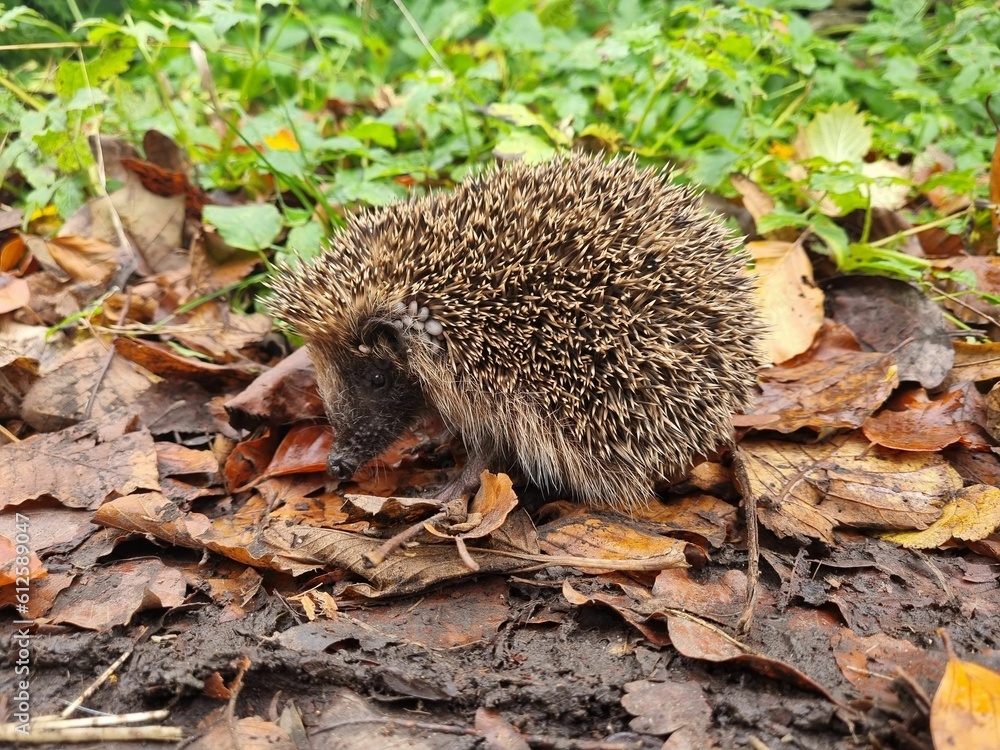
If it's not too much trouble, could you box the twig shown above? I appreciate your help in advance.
[0,724,183,743]
[61,647,134,718]
[737,492,761,634]
[312,716,642,748]
[364,509,448,567]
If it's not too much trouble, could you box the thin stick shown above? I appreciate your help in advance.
[61,647,134,718]
[736,492,760,634]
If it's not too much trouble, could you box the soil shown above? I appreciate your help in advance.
[6,531,994,750]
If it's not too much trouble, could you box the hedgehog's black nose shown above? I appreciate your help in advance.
[327,455,356,481]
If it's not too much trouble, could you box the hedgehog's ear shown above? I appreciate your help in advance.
[357,318,406,359]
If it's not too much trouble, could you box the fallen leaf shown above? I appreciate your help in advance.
[831,629,946,706]
[746,240,824,364]
[825,275,954,389]
[667,615,844,704]
[881,485,1000,549]
[19,337,157,432]
[538,514,688,570]
[863,385,989,451]
[737,350,898,432]
[476,707,530,750]
[734,433,958,542]
[0,273,30,314]
[952,341,1000,383]
[0,413,160,510]
[621,679,712,737]
[930,641,1000,750]
[48,558,186,630]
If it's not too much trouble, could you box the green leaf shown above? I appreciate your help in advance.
[484,103,571,146]
[578,122,624,149]
[344,121,397,148]
[284,221,326,263]
[493,131,556,164]
[799,102,872,164]
[489,0,530,18]
[53,61,86,101]
[204,204,283,252]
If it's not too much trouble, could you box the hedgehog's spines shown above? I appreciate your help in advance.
[269,152,761,508]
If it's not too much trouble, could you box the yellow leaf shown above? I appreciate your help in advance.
[264,128,300,151]
[745,240,825,365]
[931,648,1000,750]
[881,485,1000,549]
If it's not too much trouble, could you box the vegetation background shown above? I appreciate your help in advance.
[2,0,997,287]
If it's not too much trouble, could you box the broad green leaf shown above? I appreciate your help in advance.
[204,204,283,252]
[285,221,326,263]
[344,121,397,149]
[798,102,871,164]
[493,131,556,164]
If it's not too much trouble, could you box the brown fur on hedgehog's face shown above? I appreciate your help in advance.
[311,325,426,482]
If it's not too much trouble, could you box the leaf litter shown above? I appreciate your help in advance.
[1,128,1000,748]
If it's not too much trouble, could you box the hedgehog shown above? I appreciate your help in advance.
[268,153,761,508]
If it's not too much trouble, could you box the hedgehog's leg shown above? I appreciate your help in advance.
[434,452,490,502]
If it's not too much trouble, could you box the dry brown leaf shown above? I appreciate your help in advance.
[930,644,1000,750]
[42,235,119,284]
[831,629,947,706]
[737,351,898,433]
[113,336,262,386]
[224,346,326,427]
[189,716,294,750]
[650,568,746,626]
[746,240,825,364]
[288,588,338,621]
[0,273,29,314]
[173,304,273,361]
[623,494,736,548]
[0,533,45,587]
[0,413,160,510]
[667,616,843,704]
[457,471,519,539]
[19,337,158,432]
[621,679,712,738]
[475,707,531,750]
[951,340,1000,383]
[881,485,1000,549]
[825,275,953,389]
[0,233,27,272]
[734,433,959,542]
[538,515,688,570]
[47,558,186,630]
[94,491,320,576]
[279,520,528,597]
[863,385,989,452]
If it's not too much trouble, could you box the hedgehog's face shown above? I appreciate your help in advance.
[313,324,425,483]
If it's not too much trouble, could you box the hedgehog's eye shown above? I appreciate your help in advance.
[371,372,387,389]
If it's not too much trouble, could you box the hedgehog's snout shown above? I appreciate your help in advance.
[327,453,358,481]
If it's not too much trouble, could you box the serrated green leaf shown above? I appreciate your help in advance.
[53,61,86,101]
[87,37,135,81]
[800,102,871,164]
